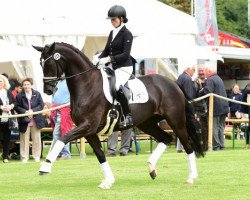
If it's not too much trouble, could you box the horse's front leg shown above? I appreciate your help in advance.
[85,134,115,189]
[39,124,92,175]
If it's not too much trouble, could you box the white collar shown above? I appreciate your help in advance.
[113,23,124,32]
[112,23,125,40]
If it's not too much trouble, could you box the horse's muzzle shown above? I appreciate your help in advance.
[44,84,54,95]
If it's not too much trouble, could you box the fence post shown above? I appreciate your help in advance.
[208,94,214,151]
[80,137,86,158]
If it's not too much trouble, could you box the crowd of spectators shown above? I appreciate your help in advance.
[0,64,249,163]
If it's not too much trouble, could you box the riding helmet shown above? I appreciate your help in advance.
[107,5,128,23]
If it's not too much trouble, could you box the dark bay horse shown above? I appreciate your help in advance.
[33,42,204,189]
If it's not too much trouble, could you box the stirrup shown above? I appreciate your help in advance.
[119,115,133,128]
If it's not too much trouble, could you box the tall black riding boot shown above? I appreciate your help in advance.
[117,86,133,127]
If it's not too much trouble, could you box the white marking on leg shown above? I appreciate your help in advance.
[39,140,65,174]
[147,142,167,167]
[186,152,198,184]
[147,142,167,178]
[46,140,65,163]
[98,161,115,189]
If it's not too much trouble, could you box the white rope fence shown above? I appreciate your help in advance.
[191,93,250,107]
[0,93,249,119]
[0,93,249,154]
[0,103,70,118]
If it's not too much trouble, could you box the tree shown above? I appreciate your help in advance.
[159,0,249,38]
[216,0,249,38]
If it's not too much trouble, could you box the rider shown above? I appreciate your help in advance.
[97,5,134,127]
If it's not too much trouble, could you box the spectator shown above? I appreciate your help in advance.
[107,129,132,156]
[11,80,22,99]
[0,74,15,163]
[9,79,22,160]
[196,66,206,89]
[176,65,197,153]
[138,60,145,76]
[2,73,15,92]
[240,82,250,148]
[195,65,209,151]
[228,84,243,119]
[15,77,45,163]
[199,65,229,151]
[51,79,73,160]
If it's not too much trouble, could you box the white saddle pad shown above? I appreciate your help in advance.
[100,68,149,104]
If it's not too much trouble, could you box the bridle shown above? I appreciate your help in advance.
[41,51,96,86]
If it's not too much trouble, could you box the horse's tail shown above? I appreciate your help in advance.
[185,100,205,158]
[177,83,205,157]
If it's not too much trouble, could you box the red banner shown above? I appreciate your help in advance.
[219,32,249,48]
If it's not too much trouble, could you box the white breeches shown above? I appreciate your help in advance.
[114,66,133,90]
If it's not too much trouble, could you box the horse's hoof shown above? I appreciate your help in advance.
[148,163,157,180]
[39,171,49,176]
[149,170,157,180]
[185,178,194,185]
[98,180,113,189]
[39,162,52,175]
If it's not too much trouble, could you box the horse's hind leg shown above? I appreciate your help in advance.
[85,134,115,189]
[137,117,172,180]
[166,111,198,184]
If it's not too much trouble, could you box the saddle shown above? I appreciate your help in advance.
[97,65,148,136]
[104,66,132,103]
[100,66,148,105]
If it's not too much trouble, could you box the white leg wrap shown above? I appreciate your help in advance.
[46,140,65,163]
[39,162,52,173]
[98,161,115,189]
[147,142,167,166]
[187,152,198,183]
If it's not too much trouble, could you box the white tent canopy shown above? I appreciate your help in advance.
[207,46,250,61]
[0,0,208,101]
[0,39,38,63]
[131,32,223,61]
[0,0,198,36]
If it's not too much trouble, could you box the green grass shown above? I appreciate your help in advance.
[1,139,250,200]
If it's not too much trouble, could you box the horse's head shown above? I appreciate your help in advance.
[33,43,65,95]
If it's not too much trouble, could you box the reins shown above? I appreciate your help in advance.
[41,52,96,83]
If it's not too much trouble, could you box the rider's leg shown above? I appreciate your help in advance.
[116,86,133,126]
[114,66,133,127]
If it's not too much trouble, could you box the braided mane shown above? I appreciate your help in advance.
[56,42,92,64]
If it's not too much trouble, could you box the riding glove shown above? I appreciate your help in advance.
[92,55,100,66]
[99,57,110,65]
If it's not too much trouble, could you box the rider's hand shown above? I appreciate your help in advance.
[99,57,110,65]
[92,56,100,66]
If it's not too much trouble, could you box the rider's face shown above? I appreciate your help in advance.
[111,17,121,28]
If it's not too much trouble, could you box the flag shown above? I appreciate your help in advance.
[195,0,219,46]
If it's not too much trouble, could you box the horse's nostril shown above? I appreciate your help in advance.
[44,89,53,95]
[47,90,53,95]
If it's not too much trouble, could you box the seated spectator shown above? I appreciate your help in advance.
[228,84,243,119]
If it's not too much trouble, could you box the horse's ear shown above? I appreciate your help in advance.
[32,45,44,52]
[48,42,56,53]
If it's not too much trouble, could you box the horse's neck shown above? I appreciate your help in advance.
[62,48,102,104]
[66,69,101,104]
